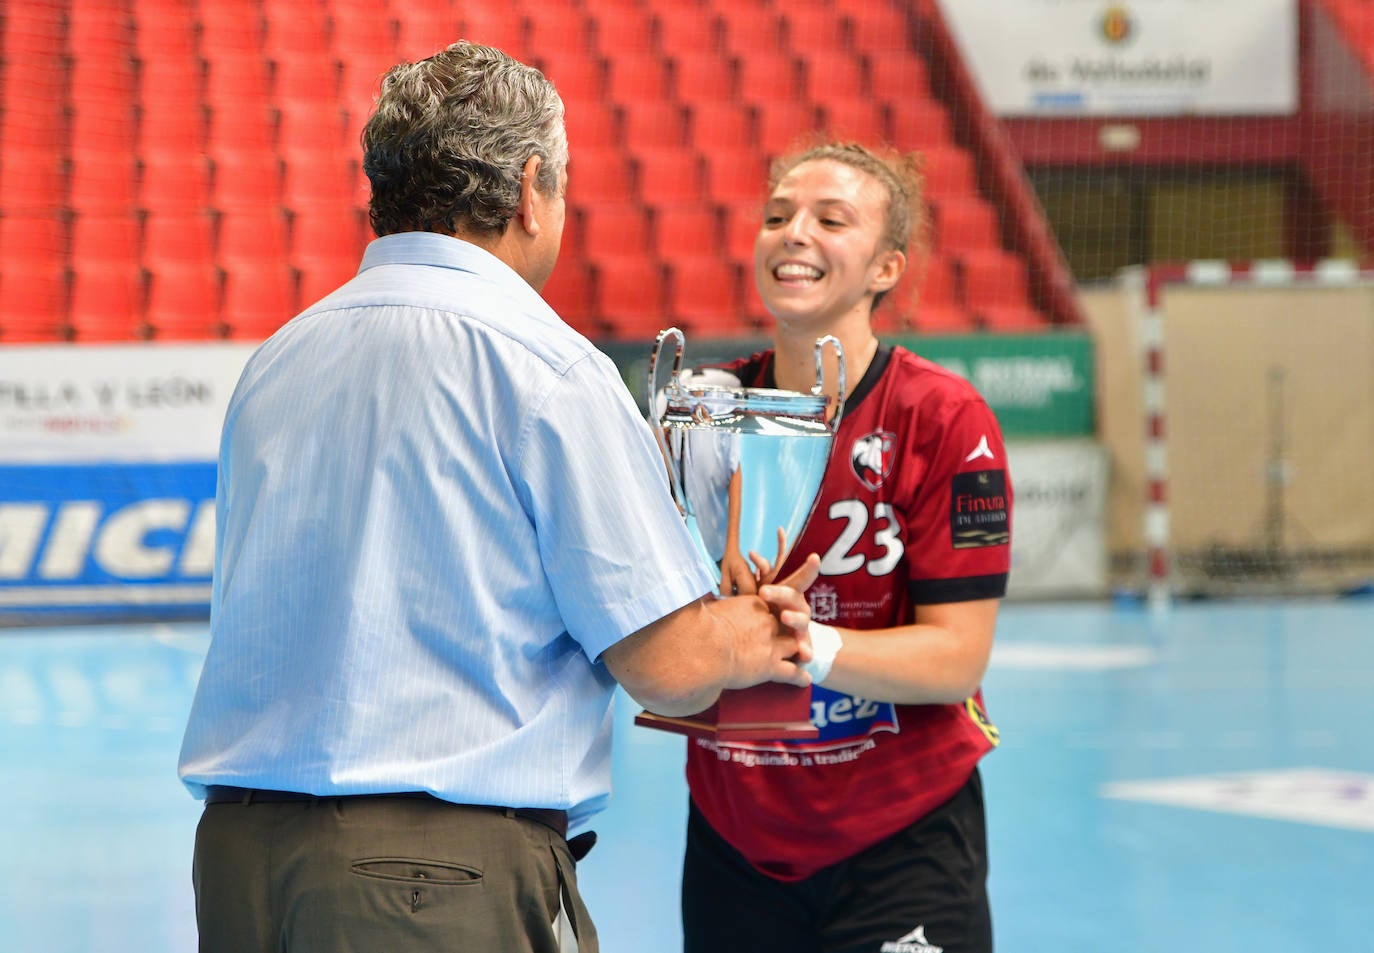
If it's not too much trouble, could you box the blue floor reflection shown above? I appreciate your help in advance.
[2,598,1371,953]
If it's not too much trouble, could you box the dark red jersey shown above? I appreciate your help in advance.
[685,343,1011,881]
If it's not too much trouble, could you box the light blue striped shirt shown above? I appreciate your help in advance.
[178,232,714,831]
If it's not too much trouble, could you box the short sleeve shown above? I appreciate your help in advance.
[516,353,715,660]
[903,395,1012,605]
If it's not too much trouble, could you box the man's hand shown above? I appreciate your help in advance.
[603,553,823,715]
[759,552,820,670]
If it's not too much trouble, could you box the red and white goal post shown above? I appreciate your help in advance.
[1122,259,1374,604]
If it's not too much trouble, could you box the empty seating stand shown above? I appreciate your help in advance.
[0,0,1049,344]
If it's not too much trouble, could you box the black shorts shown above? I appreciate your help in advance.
[682,769,991,953]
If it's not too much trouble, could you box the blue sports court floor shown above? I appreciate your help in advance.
[2,597,1371,953]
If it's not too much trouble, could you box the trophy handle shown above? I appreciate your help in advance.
[812,334,846,433]
[648,327,688,511]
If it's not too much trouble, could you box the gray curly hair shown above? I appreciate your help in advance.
[362,41,568,237]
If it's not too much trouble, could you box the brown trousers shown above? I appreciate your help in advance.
[193,795,596,953]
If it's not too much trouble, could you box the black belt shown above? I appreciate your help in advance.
[204,785,569,839]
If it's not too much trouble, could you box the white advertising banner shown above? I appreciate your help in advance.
[1005,440,1108,599]
[938,0,1298,116]
[0,343,257,463]
[0,344,255,619]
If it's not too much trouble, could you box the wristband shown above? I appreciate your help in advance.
[802,622,842,684]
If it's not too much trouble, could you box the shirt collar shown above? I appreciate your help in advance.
[359,230,534,299]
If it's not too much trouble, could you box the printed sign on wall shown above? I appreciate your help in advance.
[937,0,1297,116]
[0,344,255,620]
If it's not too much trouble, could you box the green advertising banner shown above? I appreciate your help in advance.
[603,331,1094,438]
[891,332,1094,437]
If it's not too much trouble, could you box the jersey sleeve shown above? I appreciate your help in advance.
[903,392,1012,605]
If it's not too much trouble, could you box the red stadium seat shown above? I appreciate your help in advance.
[844,6,911,52]
[274,100,351,153]
[0,90,67,152]
[866,55,931,100]
[914,254,958,307]
[281,149,365,210]
[1,6,66,58]
[618,102,689,149]
[525,7,590,54]
[784,7,847,51]
[920,145,980,199]
[588,6,656,54]
[208,150,286,211]
[563,98,621,150]
[736,52,804,103]
[632,149,706,205]
[69,211,143,267]
[703,149,773,206]
[396,7,462,60]
[799,51,866,100]
[329,7,400,61]
[909,305,976,334]
[263,6,333,59]
[718,7,785,55]
[540,258,597,335]
[133,6,204,59]
[196,3,266,54]
[669,52,738,102]
[203,51,274,106]
[138,93,209,152]
[0,215,66,263]
[68,264,149,341]
[721,200,764,270]
[0,268,69,341]
[294,254,360,307]
[271,55,345,102]
[290,205,370,260]
[69,51,139,105]
[139,151,215,213]
[217,207,293,261]
[221,262,300,339]
[605,51,673,101]
[143,210,218,266]
[569,147,636,203]
[590,256,668,339]
[754,100,821,156]
[577,204,653,259]
[653,9,722,59]
[649,205,724,258]
[889,100,956,150]
[340,59,389,118]
[533,50,605,100]
[687,101,755,151]
[934,197,1002,253]
[206,103,279,153]
[0,150,67,215]
[144,262,224,339]
[459,8,527,59]
[979,306,1047,332]
[65,6,134,58]
[67,150,142,215]
[957,248,1031,312]
[69,100,140,152]
[815,98,888,143]
[664,257,746,336]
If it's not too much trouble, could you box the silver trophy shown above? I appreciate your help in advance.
[637,327,845,740]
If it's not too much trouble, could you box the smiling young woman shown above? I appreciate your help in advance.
[680,142,1014,953]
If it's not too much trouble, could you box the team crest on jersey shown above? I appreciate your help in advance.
[808,583,840,622]
[850,430,896,490]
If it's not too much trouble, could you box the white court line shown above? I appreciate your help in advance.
[1104,768,1374,833]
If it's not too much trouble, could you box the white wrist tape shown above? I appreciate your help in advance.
[802,622,842,684]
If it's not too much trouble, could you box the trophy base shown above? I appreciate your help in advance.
[634,683,819,742]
